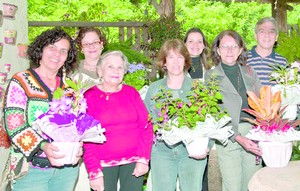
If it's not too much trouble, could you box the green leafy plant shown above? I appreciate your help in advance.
[269,62,300,86]
[276,24,300,63]
[104,41,151,64]
[124,63,149,91]
[291,141,300,161]
[147,16,184,52]
[151,76,227,132]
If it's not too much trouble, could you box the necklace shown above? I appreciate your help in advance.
[99,84,121,101]
[191,63,199,72]
[104,92,113,100]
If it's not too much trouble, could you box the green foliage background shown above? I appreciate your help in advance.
[28,0,300,50]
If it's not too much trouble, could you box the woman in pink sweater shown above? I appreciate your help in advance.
[83,50,153,191]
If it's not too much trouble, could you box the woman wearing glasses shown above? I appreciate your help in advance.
[204,30,262,191]
[73,27,106,83]
[73,27,106,191]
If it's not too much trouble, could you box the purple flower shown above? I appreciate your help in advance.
[127,63,146,73]
[177,102,183,108]
[158,111,162,117]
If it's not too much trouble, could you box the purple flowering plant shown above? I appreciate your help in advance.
[51,78,88,116]
[151,76,228,132]
[124,63,149,91]
[33,77,106,142]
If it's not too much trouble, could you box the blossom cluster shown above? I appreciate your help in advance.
[52,78,89,116]
[124,63,149,91]
[127,63,146,73]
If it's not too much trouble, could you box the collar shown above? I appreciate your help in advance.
[161,73,193,91]
[250,45,276,59]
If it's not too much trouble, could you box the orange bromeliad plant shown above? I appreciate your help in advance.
[243,86,300,133]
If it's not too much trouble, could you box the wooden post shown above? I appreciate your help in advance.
[134,27,141,52]
[127,26,133,41]
[272,0,287,32]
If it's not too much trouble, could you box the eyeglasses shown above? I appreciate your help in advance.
[219,45,240,51]
[82,41,102,48]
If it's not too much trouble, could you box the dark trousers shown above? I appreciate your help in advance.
[202,155,209,191]
[101,163,144,191]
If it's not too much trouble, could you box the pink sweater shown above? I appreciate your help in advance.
[83,85,153,179]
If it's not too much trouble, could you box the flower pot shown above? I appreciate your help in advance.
[3,3,18,19]
[185,137,209,156]
[52,142,80,165]
[4,30,17,45]
[17,44,28,58]
[259,141,293,168]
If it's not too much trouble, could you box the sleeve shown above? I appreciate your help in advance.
[3,77,45,161]
[83,88,103,179]
[83,142,103,179]
[143,84,153,113]
[144,82,160,119]
[132,89,153,164]
[251,67,262,96]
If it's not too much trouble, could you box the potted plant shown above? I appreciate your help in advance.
[270,61,300,120]
[151,77,233,156]
[243,86,300,167]
[32,76,106,164]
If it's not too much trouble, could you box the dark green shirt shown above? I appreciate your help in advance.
[221,63,253,121]
[188,57,203,79]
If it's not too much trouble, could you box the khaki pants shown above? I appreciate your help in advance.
[216,123,262,191]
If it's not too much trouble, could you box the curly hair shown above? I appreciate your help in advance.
[75,27,107,51]
[211,30,247,66]
[157,39,191,75]
[27,28,78,76]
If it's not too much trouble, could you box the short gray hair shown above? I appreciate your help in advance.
[97,50,130,72]
[255,17,278,34]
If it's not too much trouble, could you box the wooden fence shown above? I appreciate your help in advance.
[28,21,151,57]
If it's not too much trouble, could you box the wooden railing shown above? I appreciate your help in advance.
[28,21,150,56]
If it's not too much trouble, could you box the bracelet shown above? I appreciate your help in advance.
[40,142,46,150]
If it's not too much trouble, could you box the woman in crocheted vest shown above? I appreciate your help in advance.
[1,28,82,191]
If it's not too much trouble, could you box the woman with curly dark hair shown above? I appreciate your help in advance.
[1,28,82,191]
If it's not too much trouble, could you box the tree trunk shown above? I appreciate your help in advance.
[149,0,175,18]
[272,0,287,32]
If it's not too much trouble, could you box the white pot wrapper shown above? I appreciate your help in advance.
[52,142,80,165]
[32,113,106,143]
[185,137,209,156]
[157,115,233,155]
[246,127,300,142]
[138,85,149,100]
